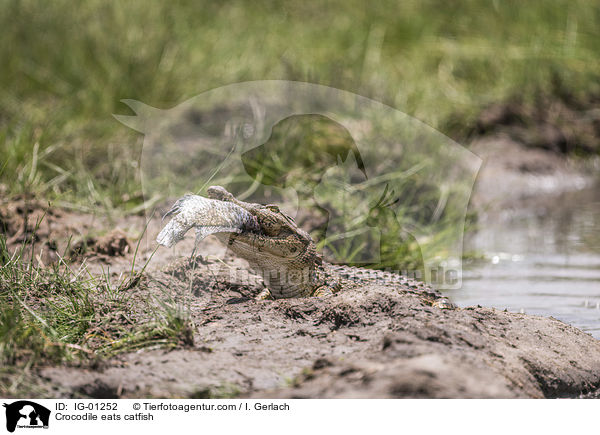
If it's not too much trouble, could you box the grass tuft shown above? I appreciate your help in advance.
[0,217,192,396]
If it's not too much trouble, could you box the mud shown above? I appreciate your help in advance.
[37,250,600,399]
[0,197,142,267]
[469,136,595,215]
[3,208,597,399]
[475,94,600,156]
[3,131,600,399]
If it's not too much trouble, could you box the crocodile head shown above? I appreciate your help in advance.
[205,186,324,297]
[206,185,318,260]
[157,185,325,297]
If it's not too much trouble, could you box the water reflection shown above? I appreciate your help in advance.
[453,184,600,338]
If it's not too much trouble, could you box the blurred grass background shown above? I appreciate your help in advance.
[1,0,599,206]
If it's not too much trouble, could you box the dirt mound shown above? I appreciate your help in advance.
[475,94,600,155]
[4,183,600,399]
[0,197,68,265]
[70,229,132,259]
[0,197,59,245]
[40,274,600,399]
[92,229,132,257]
[0,197,147,269]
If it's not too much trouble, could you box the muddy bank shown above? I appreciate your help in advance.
[3,131,600,399]
[469,135,596,216]
[15,222,597,399]
[37,252,600,399]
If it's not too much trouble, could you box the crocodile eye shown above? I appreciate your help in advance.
[266,205,280,213]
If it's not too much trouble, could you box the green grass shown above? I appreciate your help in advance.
[1,0,599,205]
[0,230,194,395]
[0,233,95,367]
[95,295,195,357]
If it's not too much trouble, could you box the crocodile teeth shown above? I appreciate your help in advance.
[157,194,259,248]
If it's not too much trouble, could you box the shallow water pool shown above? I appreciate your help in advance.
[451,185,600,338]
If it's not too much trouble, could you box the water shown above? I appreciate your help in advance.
[451,185,600,338]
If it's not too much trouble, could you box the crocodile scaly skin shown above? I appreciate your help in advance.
[157,186,454,308]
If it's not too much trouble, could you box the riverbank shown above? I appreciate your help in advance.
[2,150,600,398]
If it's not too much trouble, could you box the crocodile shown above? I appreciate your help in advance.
[157,185,454,308]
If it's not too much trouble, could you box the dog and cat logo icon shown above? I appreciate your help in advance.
[3,401,50,432]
